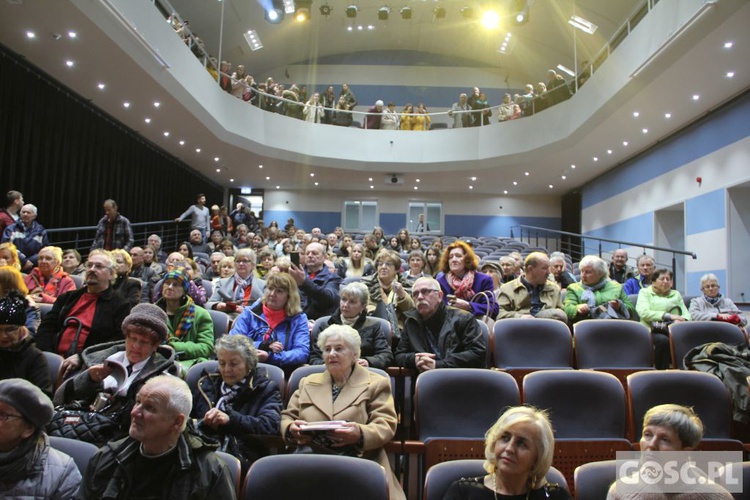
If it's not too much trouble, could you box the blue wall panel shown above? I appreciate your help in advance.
[583,212,654,254]
[685,189,725,236]
[444,215,560,238]
[686,269,727,297]
[379,213,407,235]
[582,93,750,209]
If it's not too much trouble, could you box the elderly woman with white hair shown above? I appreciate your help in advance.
[689,273,747,327]
[310,282,393,369]
[444,406,570,499]
[282,324,405,500]
[22,246,76,304]
[563,255,634,324]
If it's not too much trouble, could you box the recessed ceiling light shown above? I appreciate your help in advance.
[163,131,169,137]
[642,128,648,134]
[230,178,234,182]
[315,181,319,186]
[370,185,374,189]
[310,173,315,177]
[470,176,477,181]
[503,190,508,194]
[549,185,554,189]
[726,71,735,78]
[607,149,612,154]
[367,25,374,30]
[154,102,160,107]
[665,113,672,119]
[347,26,353,31]
[469,186,474,190]
[592,157,598,162]
[216,168,221,172]
[724,41,733,49]
[214,157,220,162]
[26,31,35,39]
[357,25,363,30]
[413,186,418,190]
[571,164,577,169]
[68,31,77,38]
[123,102,130,108]
[524,172,529,176]
[513,181,518,186]
[623,141,628,146]
[416,179,420,183]
[97,83,105,90]
[144,118,151,123]
[65,60,74,67]
[561,175,566,180]
[633,111,639,117]
[265,176,270,180]
[692,94,700,101]
[195,148,201,153]
[368,177,373,182]
[276,185,280,189]
[179,140,185,145]
[259,165,263,168]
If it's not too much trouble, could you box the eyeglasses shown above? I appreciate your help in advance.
[0,412,24,422]
[85,262,110,270]
[413,288,439,297]
[235,259,251,264]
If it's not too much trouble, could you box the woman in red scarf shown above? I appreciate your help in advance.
[23,246,76,304]
[229,271,309,376]
[436,241,499,319]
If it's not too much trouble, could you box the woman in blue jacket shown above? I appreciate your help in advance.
[229,271,309,375]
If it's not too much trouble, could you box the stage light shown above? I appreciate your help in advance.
[295,0,312,21]
[460,6,473,19]
[400,7,412,19]
[481,10,500,29]
[244,30,263,50]
[346,5,358,18]
[378,6,390,20]
[319,3,332,15]
[265,0,285,24]
[513,0,529,25]
[434,6,446,19]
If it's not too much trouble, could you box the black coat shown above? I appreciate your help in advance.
[309,309,394,369]
[0,335,51,397]
[35,286,131,355]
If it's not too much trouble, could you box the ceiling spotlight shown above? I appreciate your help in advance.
[295,0,312,22]
[123,102,130,108]
[179,140,185,145]
[460,6,474,19]
[68,31,77,38]
[434,6,446,19]
[665,113,672,119]
[481,10,500,29]
[163,131,170,137]
[144,118,151,123]
[283,0,295,14]
[65,60,74,67]
[153,101,160,107]
[196,148,201,153]
[378,6,390,20]
[726,71,735,78]
[346,5,358,18]
[319,4,332,16]
[97,83,105,90]
[265,0,285,24]
[513,0,529,25]
[400,7,412,19]
[26,31,35,39]
[244,30,263,50]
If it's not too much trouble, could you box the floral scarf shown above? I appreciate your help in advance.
[447,271,476,300]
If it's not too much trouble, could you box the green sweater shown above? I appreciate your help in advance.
[564,279,635,322]
[635,286,691,328]
[158,298,214,368]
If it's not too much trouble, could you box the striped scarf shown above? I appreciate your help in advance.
[172,296,196,339]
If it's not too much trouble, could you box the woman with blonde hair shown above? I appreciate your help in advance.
[444,406,569,499]
[0,242,22,271]
[23,246,76,304]
[0,265,41,336]
[338,243,372,278]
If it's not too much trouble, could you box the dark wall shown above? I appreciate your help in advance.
[0,43,222,231]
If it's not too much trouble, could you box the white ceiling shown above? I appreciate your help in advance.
[0,0,748,196]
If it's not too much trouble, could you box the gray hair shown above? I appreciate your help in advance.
[149,234,162,244]
[699,273,719,288]
[340,281,369,306]
[215,334,258,374]
[643,404,703,449]
[549,255,565,265]
[499,256,516,265]
[141,375,192,431]
[549,251,565,260]
[578,255,609,279]
[317,324,361,358]
[235,248,257,264]
[22,204,38,215]
[636,254,655,266]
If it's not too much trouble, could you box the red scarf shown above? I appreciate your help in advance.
[261,304,287,343]
[448,271,476,300]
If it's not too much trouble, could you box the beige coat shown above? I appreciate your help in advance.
[497,277,564,319]
[281,364,405,500]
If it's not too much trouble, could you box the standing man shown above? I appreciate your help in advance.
[175,193,210,241]
[0,378,81,498]
[2,204,49,271]
[395,277,485,371]
[0,190,23,235]
[448,93,470,128]
[415,213,430,233]
[288,242,341,322]
[91,199,134,251]
[78,376,235,499]
[609,249,636,284]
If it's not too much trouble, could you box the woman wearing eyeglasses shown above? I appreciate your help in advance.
[361,249,414,345]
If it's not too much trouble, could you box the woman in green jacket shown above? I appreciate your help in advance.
[564,255,635,324]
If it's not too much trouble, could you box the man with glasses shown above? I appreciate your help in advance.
[206,248,265,320]
[395,276,485,371]
[0,378,81,498]
[36,249,132,377]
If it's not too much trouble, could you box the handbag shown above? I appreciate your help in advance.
[46,399,125,447]
[470,290,497,331]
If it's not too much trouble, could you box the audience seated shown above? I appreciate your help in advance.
[609,249,636,284]
[337,243,372,278]
[563,255,634,324]
[36,249,132,379]
[1,203,49,272]
[282,324,406,500]
[288,242,341,322]
[0,294,51,396]
[23,246,75,304]
[128,246,158,303]
[497,252,566,322]
[499,255,519,284]
[623,255,655,295]
[395,276,485,371]
[436,241,499,320]
[229,271,309,376]
[191,334,282,472]
[361,249,413,343]
[54,304,177,444]
[636,268,691,370]
[111,249,142,308]
[403,249,427,285]
[154,270,213,371]
[689,273,747,327]
[424,246,442,277]
[549,252,577,290]
[141,244,165,276]
[61,248,86,277]
[0,242,22,270]
[0,378,81,499]
[206,248,265,320]
[310,282,393,369]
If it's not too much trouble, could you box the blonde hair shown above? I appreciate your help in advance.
[0,266,28,295]
[263,271,302,316]
[0,243,21,271]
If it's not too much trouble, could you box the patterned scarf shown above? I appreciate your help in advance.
[216,376,248,411]
[172,296,196,339]
[447,271,476,300]
[703,293,722,306]
[580,278,609,309]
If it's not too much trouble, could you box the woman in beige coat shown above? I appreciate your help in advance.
[282,324,405,500]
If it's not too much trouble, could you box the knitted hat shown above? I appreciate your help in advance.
[0,293,27,326]
[122,303,169,344]
[0,378,54,429]
[163,269,191,294]
[480,261,502,274]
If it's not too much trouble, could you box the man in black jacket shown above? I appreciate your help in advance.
[35,249,131,377]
